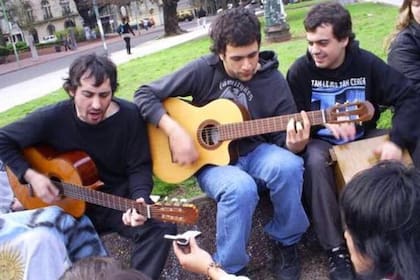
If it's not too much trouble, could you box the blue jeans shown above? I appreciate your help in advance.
[197,143,309,273]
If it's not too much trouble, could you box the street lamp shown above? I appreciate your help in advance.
[92,0,108,56]
[0,0,20,66]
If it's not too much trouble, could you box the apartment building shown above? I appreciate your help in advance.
[0,0,82,44]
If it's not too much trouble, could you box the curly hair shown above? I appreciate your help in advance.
[63,53,118,96]
[209,7,261,55]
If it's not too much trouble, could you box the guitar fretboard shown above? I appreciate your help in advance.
[55,181,155,218]
[218,110,325,140]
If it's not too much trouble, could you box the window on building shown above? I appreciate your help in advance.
[41,0,53,20]
[47,24,56,35]
[60,0,72,16]
[25,3,35,22]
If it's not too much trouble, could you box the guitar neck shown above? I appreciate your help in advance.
[218,110,326,141]
[57,182,153,217]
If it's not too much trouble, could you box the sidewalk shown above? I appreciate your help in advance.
[0,34,121,76]
[0,25,209,113]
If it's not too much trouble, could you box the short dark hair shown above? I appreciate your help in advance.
[63,53,118,96]
[209,7,261,55]
[340,161,420,279]
[304,2,355,43]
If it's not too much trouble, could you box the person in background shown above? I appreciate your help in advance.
[197,7,207,29]
[340,161,420,280]
[387,0,420,94]
[286,2,420,280]
[135,7,309,280]
[387,0,420,164]
[119,17,136,55]
[0,53,176,280]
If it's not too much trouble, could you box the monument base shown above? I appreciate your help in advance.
[265,22,291,43]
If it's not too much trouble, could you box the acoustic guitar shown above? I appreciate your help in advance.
[147,98,375,183]
[6,145,198,225]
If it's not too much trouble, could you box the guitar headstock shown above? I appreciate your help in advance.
[151,203,199,225]
[325,101,375,124]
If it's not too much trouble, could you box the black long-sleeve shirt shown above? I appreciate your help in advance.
[0,98,153,202]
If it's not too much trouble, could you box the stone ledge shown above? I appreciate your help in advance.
[102,194,328,279]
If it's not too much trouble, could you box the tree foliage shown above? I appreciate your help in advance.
[73,0,132,27]
[4,0,34,31]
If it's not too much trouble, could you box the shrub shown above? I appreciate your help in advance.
[36,41,57,48]
[0,45,10,57]
[54,27,87,44]
[6,41,29,52]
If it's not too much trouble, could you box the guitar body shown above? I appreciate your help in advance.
[6,146,101,218]
[147,98,246,183]
[148,98,375,184]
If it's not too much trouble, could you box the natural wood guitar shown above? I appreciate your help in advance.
[148,98,375,183]
[6,145,198,225]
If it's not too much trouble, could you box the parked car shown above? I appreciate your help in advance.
[40,35,58,44]
[177,9,194,21]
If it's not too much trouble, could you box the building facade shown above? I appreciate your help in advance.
[0,0,163,45]
[1,0,82,44]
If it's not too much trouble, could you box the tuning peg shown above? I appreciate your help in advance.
[180,198,187,204]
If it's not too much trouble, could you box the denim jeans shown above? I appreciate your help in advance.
[197,143,309,273]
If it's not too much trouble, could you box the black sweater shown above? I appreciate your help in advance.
[0,98,153,202]
[287,41,420,148]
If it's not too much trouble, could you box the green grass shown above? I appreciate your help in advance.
[0,1,398,197]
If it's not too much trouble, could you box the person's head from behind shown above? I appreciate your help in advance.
[60,256,121,280]
[340,161,420,279]
[210,7,261,82]
[63,53,118,125]
[303,2,355,69]
[398,0,420,26]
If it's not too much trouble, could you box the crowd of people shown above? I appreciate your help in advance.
[0,1,419,280]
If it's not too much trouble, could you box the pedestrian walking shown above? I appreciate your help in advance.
[119,17,136,55]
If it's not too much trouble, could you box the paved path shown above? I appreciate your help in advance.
[0,25,209,113]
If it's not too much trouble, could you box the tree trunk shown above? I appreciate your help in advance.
[163,0,186,36]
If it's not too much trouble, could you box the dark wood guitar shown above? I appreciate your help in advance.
[148,98,375,183]
[6,145,198,225]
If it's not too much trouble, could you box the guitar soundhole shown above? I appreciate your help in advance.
[197,120,221,150]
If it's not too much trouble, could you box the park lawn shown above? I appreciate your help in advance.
[0,1,398,197]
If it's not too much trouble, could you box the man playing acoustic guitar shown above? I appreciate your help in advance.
[0,54,176,280]
[135,8,311,279]
[286,3,420,280]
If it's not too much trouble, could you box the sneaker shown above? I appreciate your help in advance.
[327,246,355,280]
[273,243,301,280]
